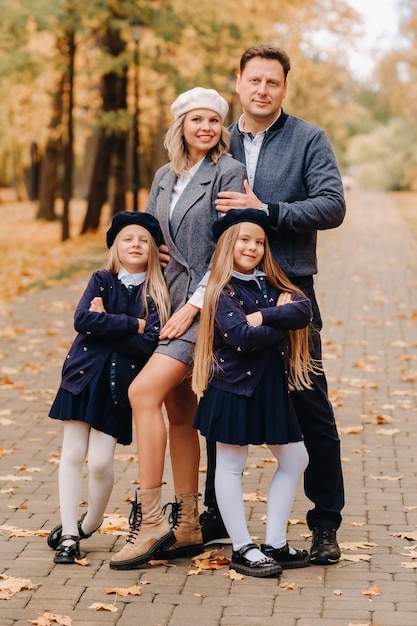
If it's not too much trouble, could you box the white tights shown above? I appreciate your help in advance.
[58,421,117,541]
[215,441,309,561]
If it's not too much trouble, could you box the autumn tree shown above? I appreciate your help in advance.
[0,0,365,222]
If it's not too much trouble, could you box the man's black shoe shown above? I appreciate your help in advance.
[310,527,341,565]
[199,508,231,546]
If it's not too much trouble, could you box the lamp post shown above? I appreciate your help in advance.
[130,18,144,211]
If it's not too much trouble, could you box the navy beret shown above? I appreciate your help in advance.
[213,209,274,242]
[106,212,164,248]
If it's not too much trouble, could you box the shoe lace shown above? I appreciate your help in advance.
[126,492,142,545]
[315,527,335,546]
[162,498,182,529]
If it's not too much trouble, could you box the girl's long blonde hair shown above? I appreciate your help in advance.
[164,114,231,176]
[192,224,318,398]
[106,230,170,326]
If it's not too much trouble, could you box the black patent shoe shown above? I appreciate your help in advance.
[47,512,101,550]
[261,542,310,569]
[230,543,282,578]
[310,527,341,565]
[54,535,81,564]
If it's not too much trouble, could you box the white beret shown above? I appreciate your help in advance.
[171,87,229,122]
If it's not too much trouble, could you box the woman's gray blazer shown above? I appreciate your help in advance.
[146,153,246,353]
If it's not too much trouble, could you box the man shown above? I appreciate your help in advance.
[200,44,346,565]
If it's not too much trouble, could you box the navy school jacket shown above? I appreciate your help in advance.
[59,270,161,407]
[208,275,312,397]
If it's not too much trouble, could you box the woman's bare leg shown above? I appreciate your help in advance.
[128,353,189,489]
[164,377,199,494]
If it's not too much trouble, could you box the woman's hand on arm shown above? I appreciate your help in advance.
[159,302,199,340]
[158,243,170,268]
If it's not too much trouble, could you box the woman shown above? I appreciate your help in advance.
[110,87,247,570]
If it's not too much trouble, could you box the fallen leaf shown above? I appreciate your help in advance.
[226,570,245,580]
[279,582,298,590]
[0,525,49,538]
[98,514,129,536]
[369,475,402,481]
[0,418,14,426]
[187,568,201,576]
[243,491,267,503]
[89,602,118,612]
[400,550,417,558]
[376,428,401,436]
[0,474,32,482]
[74,556,90,566]
[192,548,220,561]
[13,465,43,473]
[339,542,377,550]
[192,555,230,571]
[391,531,417,541]
[361,586,381,597]
[0,448,14,457]
[401,371,417,383]
[340,553,371,562]
[364,414,393,425]
[339,426,363,435]
[334,589,343,595]
[114,453,137,462]
[29,612,73,626]
[0,574,39,600]
[106,585,141,597]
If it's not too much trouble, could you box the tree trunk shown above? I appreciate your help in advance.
[36,76,65,221]
[81,132,113,233]
[61,28,75,241]
[81,25,127,232]
[111,134,127,217]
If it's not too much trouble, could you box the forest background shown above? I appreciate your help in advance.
[0,0,416,302]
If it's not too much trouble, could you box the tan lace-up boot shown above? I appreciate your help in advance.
[109,487,175,570]
[157,493,204,559]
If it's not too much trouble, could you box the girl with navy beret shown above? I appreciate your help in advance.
[47,212,169,564]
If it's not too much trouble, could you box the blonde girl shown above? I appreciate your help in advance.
[48,212,169,564]
[193,208,316,578]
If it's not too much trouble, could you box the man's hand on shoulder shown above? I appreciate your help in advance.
[215,179,262,213]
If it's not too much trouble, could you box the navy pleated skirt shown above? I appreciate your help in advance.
[49,357,132,445]
[194,349,303,446]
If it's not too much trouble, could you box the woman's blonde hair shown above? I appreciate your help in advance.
[106,229,170,326]
[164,114,231,176]
[192,224,318,398]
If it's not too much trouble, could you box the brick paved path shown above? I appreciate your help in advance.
[1,191,416,626]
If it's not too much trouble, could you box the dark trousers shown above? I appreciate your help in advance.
[203,279,345,530]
